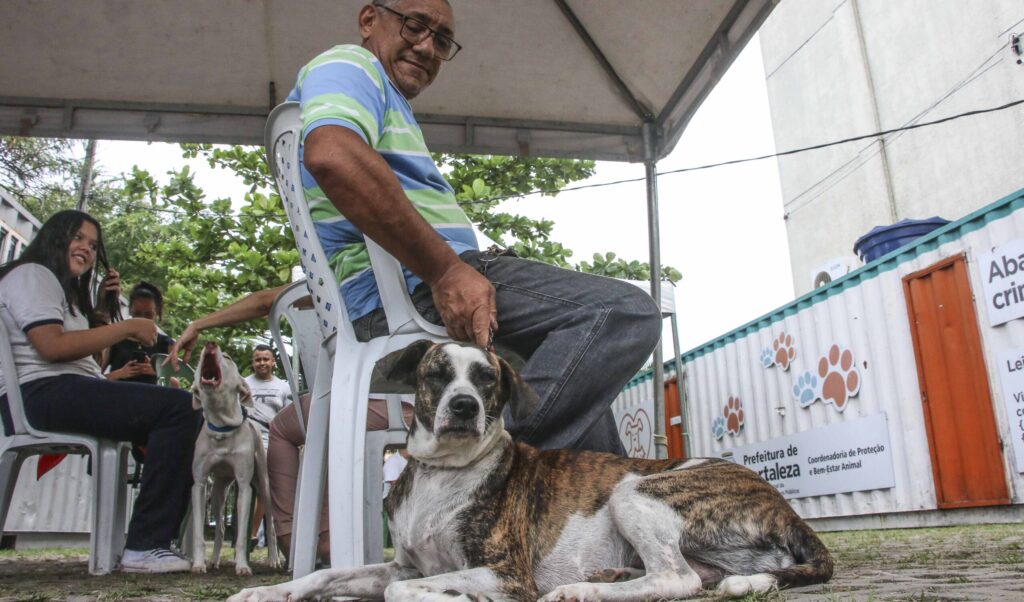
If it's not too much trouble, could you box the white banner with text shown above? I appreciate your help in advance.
[995,347,1024,473]
[726,413,896,499]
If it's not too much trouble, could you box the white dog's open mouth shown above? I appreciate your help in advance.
[199,343,222,388]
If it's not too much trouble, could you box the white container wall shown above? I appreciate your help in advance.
[4,454,94,534]
[666,188,1024,522]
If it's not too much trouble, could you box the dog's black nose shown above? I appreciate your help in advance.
[449,395,479,420]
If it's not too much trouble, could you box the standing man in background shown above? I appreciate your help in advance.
[243,344,291,549]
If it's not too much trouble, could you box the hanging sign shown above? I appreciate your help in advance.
[978,239,1024,326]
[995,347,1024,473]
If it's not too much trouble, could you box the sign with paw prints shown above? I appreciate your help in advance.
[712,396,745,440]
[791,344,862,412]
[614,398,654,459]
[760,332,796,371]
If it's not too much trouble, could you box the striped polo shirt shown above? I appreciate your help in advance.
[286,44,478,321]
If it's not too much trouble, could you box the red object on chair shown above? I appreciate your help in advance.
[36,453,66,479]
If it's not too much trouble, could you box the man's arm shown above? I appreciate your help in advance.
[164,283,292,369]
[303,125,496,346]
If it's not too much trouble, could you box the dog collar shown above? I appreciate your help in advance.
[206,406,248,433]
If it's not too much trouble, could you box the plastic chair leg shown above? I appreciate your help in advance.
[90,441,126,575]
[363,430,386,564]
[111,445,129,559]
[0,451,25,535]
[290,380,331,578]
[327,343,379,569]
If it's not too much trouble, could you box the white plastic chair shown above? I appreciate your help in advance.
[266,102,448,576]
[268,280,320,409]
[268,281,409,564]
[0,304,131,575]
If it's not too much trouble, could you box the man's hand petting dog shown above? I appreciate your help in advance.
[229,340,832,601]
[191,342,279,576]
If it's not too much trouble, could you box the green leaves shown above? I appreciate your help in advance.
[577,252,682,284]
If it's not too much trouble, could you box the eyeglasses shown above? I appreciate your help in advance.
[374,3,462,61]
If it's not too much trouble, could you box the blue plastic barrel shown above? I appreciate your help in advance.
[853,217,950,263]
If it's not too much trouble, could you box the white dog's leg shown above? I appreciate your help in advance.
[190,479,208,574]
[234,479,254,576]
[210,477,229,569]
[384,567,518,602]
[227,561,421,602]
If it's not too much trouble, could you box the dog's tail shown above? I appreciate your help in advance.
[770,520,834,588]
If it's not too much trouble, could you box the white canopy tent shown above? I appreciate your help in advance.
[0,0,776,456]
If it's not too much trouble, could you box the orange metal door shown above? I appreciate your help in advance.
[664,379,686,459]
[903,254,1010,509]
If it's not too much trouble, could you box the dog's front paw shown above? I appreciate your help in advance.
[191,562,207,575]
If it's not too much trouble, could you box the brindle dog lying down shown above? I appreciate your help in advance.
[230,340,832,602]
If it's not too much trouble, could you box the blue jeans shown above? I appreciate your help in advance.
[4,375,201,550]
[355,251,662,454]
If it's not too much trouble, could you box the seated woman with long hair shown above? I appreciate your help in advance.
[0,210,200,573]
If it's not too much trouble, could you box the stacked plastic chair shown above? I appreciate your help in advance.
[0,304,131,575]
[268,280,320,406]
[265,102,449,576]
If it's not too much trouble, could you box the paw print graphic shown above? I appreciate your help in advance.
[724,396,744,435]
[792,371,820,408]
[711,415,726,440]
[759,347,775,368]
[818,344,861,411]
[772,333,796,371]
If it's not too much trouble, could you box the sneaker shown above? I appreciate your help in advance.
[120,547,191,573]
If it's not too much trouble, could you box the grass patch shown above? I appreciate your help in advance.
[0,546,88,559]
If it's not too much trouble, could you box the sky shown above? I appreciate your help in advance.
[91,35,795,358]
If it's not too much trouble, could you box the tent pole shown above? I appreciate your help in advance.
[643,122,667,460]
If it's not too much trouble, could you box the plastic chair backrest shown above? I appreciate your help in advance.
[265,101,446,341]
[265,103,344,342]
[269,280,320,397]
[0,304,43,438]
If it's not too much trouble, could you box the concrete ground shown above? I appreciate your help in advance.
[0,523,1019,601]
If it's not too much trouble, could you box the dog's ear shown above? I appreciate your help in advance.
[238,379,254,407]
[383,339,434,387]
[498,356,538,423]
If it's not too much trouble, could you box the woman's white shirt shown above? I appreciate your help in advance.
[0,263,102,397]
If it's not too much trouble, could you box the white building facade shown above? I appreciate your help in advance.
[758,0,1024,296]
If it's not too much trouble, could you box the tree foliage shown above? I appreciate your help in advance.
[0,136,87,217]
[1,138,680,366]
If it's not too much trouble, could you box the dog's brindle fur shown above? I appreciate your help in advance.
[229,340,832,602]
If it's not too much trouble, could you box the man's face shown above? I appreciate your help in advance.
[251,350,276,380]
[359,0,455,99]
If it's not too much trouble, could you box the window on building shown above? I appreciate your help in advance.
[0,227,8,261]
[5,239,18,263]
